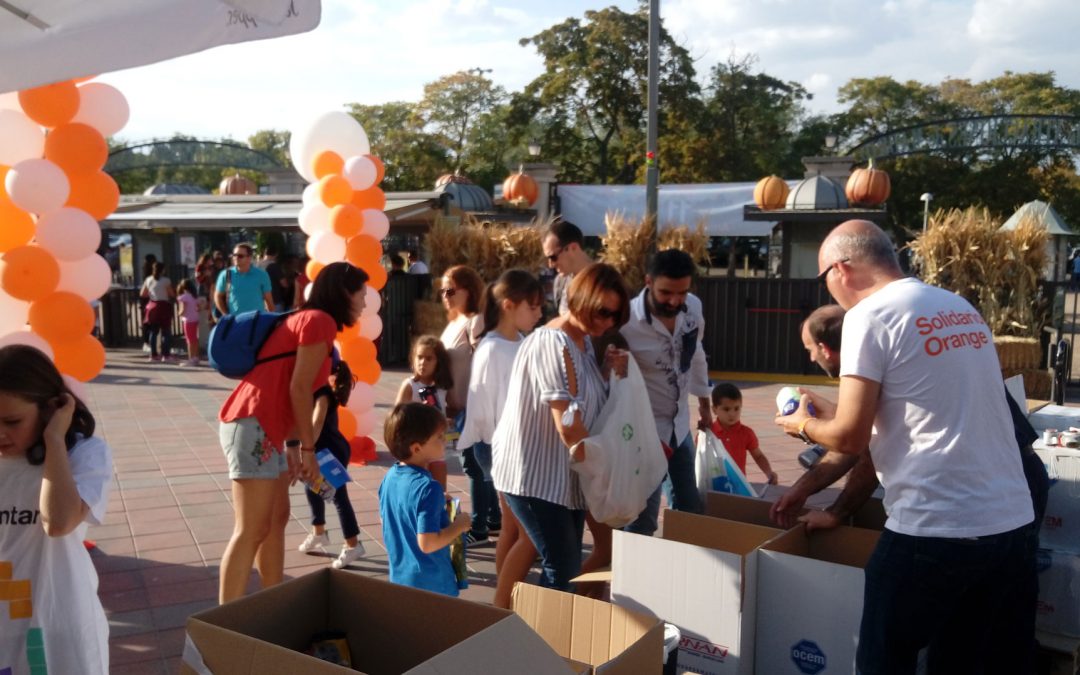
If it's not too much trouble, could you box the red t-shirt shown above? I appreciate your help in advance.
[219,309,337,449]
[709,420,759,475]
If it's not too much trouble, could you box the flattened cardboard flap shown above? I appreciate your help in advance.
[405,613,576,674]
[705,492,795,528]
[662,510,781,557]
[760,525,880,568]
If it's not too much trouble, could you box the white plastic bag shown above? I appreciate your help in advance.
[695,429,758,500]
[571,358,668,527]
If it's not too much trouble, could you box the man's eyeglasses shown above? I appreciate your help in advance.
[546,247,563,263]
[817,257,850,284]
[439,287,456,298]
[595,306,621,320]
[232,253,249,259]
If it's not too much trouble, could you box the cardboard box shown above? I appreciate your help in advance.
[1035,446,1080,553]
[611,511,783,675]
[705,490,886,531]
[512,582,665,674]
[181,569,577,674]
[1037,548,1080,638]
[755,526,881,674]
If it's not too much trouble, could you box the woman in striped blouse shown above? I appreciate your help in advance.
[491,263,630,591]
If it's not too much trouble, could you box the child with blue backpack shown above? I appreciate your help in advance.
[297,355,366,569]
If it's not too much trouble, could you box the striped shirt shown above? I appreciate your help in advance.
[491,327,607,510]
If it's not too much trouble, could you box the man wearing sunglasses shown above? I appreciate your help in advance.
[213,242,275,317]
[542,222,593,316]
[619,249,712,535]
[775,219,1036,674]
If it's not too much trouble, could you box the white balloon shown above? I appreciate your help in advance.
[355,409,378,437]
[34,207,101,260]
[0,109,45,166]
[290,111,370,183]
[303,282,313,301]
[0,328,54,359]
[301,182,320,207]
[57,254,111,301]
[357,313,382,340]
[0,290,29,334]
[62,374,87,401]
[298,202,331,236]
[5,159,69,215]
[308,231,345,265]
[362,285,381,315]
[71,83,129,136]
[360,209,390,240]
[346,382,375,415]
[343,155,377,191]
[0,92,20,111]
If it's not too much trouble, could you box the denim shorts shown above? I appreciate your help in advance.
[219,417,288,479]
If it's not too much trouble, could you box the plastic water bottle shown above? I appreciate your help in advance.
[798,444,827,469]
[776,386,815,417]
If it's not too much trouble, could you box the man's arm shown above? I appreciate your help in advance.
[688,299,713,429]
[776,376,879,455]
[263,291,275,312]
[214,290,228,316]
[770,450,859,528]
[800,450,880,531]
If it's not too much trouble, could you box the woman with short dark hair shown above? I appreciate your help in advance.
[217,261,369,603]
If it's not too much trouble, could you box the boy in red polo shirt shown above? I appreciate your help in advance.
[709,383,778,484]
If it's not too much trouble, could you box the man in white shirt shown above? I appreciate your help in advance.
[776,219,1036,673]
[542,222,593,316]
[620,249,713,534]
[406,250,429,275]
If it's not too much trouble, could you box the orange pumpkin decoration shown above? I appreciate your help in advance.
[845,159,891,207]
[753,175,789,210]
[503,169,538,207]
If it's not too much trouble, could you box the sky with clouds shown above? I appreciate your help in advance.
[104,0,1080,144]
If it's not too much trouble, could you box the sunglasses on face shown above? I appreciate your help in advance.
[595,306,621,320]
[546,247,563,263]
[439,287,456,298]
[232,253,249,259]
[817,257,849,284]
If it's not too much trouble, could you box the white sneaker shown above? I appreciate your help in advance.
[142,343,151,354]
[331,542,366,569]
[298,531,330,553]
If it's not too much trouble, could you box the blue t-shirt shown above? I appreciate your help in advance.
[378,463,457,596]
[216,266,272,314]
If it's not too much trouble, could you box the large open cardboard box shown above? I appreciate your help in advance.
[611,510,783,675]
[512,582,664,674]
[705,491,886,531]
[181,570,577,674]
[755,525,880,674]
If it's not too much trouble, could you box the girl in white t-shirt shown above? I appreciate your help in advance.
[394,335,453,489]
[457,269,543,608]
[176,279,204,366]
[0,345,113,675]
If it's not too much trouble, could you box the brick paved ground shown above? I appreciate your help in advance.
[83,348,842,673]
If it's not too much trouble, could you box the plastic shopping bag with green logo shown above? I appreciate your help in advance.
[571,358,668,527]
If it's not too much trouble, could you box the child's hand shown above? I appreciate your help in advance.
[452,510,471,535]
[43,393,75,444]
[767,470,779,486]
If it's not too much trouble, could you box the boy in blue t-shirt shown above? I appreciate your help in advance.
[379,403,471,596]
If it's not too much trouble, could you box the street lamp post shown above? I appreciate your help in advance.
[919,193,933,231]
[645,0,659,244]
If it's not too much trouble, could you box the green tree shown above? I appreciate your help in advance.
[413,71,507,175]
[345,102,448,191]
[247,129,290,167]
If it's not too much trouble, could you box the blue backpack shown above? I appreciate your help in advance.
[208,310,296,379]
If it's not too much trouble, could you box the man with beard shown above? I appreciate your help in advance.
[620,249,713,534]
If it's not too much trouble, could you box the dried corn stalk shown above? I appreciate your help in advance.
[425,213,546,283]
[599,212,711,292]
[909,207,1049,337]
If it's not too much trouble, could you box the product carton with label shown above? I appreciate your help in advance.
[611,510,783,675]
[1034,446,1080,553]
[181,569,577,674]
[755,525,880,674]
[1037,547,1080,638]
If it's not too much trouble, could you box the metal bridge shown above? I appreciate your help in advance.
[847,114,1080,161]
[105,140,285,174]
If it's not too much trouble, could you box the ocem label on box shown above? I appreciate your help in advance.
[790,639,826,674]
[678,635,730,674]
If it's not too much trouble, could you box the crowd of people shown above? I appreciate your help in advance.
[1,219,1047,674]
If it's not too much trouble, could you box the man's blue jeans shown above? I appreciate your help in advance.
[503,493,585,591]
[625,431,704,536]
[856,523,1036,674]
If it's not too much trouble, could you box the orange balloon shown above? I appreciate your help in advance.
[19,81,80,127]
[365,155,385,184]
[66,170,119,219]
[305,259,324,281]
[1,246,60,301]
[351,186,386,211]
[73,75,98,84]
[29,291,94,342]
[312,150,344,180]
[330,203,363,238]
[349,436,377,464]
[50,333,105,382]
[354,358,381,385]
[0,194,35,252]
[45,123,108,175]
[317,175,353,208]
[345,234,382,269]
[365,263,388,291]
[336,323,361,345]
[338,407,358,439]
[339,336,377,366]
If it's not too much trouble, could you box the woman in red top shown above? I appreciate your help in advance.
[217,262,369,603]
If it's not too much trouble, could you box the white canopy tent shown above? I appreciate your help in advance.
[557,183,776,237]
[0,0,320,94]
